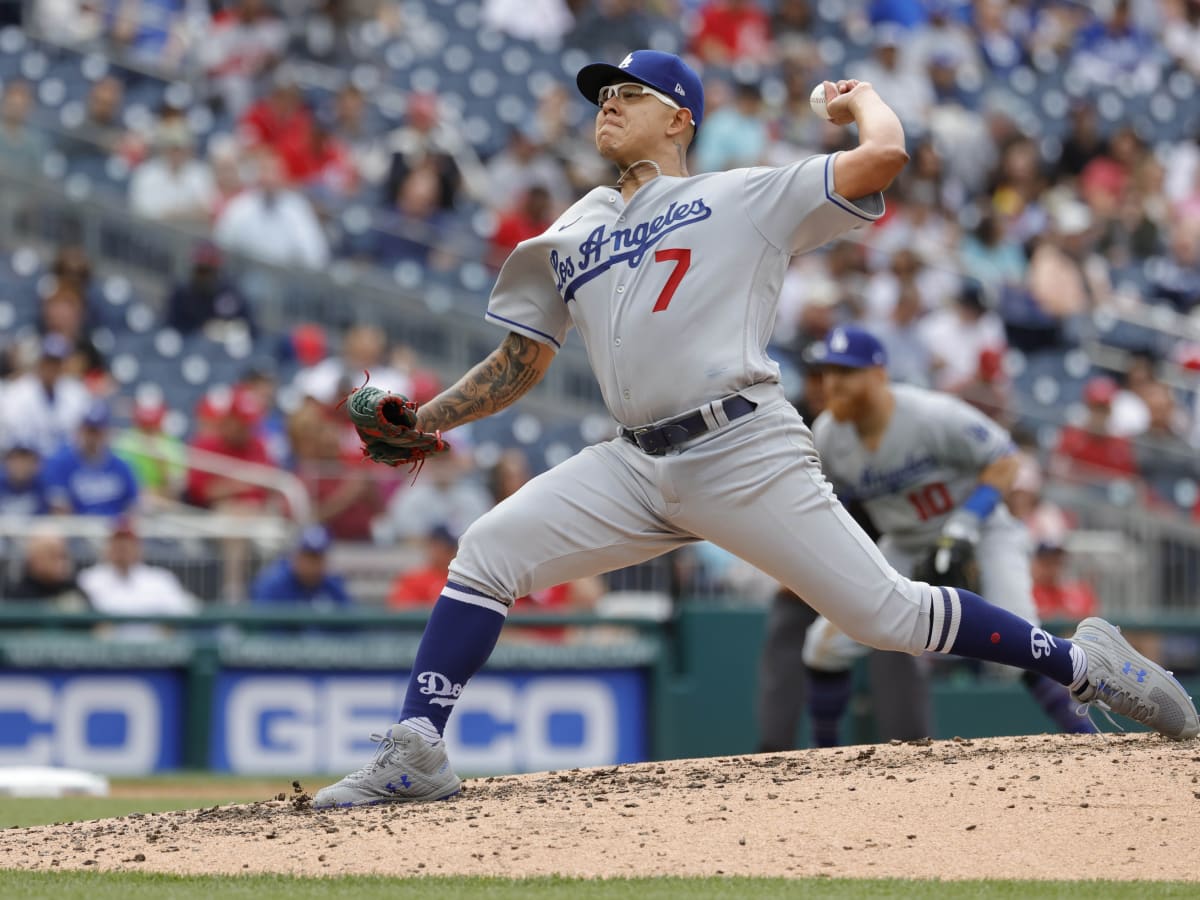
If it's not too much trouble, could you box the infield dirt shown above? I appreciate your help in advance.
[3,733,1199,881]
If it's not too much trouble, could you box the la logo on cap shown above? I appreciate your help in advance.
[675,83,686,96]
[619,53,633,68]
[830,329,848,352]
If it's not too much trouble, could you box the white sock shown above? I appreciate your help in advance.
[1069,643,1089,692]
[401,716,442,744]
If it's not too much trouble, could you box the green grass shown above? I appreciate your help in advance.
[0,873,1197,900]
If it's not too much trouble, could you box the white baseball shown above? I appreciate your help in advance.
[809,83,831,121]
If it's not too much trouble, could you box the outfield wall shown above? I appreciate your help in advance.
[1,605,1197,775]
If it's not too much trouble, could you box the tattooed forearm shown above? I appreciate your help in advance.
[416,333,551,433]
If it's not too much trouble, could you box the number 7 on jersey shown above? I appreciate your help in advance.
[652,248,691,312]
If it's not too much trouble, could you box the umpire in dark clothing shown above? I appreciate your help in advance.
[166,243,256,337]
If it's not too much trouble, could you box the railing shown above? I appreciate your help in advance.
[1047,481,1200,616]
[180,442,313,524]
[0,512,295,603]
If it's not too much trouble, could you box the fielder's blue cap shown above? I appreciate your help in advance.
[813,325,888,369]
[577,50,704,129]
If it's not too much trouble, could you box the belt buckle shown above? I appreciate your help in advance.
[631,426,663,455]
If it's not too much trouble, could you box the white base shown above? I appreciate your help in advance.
[0,766,110,797]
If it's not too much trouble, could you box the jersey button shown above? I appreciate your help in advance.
[608,195,617,203]
[617,215,625,222]
[616,285,625,293]
[622,389,631,399]
[614,338,622,346]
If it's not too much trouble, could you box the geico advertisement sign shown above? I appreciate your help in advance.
[210,671,647,775]
[0,672,183,773]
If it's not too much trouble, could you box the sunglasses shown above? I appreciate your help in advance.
[598,82,693,124]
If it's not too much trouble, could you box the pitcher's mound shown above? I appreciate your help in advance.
[3,733,1198,881]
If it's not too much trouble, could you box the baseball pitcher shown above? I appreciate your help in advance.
[315,51,1196,808]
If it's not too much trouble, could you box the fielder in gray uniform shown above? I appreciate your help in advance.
[313,50,1196,808]
[783,325,1094,746]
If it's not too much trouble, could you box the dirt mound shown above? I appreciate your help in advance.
[3,733,1199,881]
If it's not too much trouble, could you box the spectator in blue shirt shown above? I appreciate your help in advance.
[0,440,49,516]
[250,525,354,609]
[43,400,140,516]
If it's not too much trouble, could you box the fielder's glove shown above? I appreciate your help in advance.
[343,382,449,471]
[912,511,981,591]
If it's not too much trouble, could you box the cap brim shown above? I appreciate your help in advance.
[816,352,879,369]
[577,62,650,106]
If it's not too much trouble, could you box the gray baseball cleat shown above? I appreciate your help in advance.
[1070,617,1199,740]
[312,723,462,808]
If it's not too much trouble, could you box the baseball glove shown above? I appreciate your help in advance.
[343,382,448,471]
[912,535,981,592]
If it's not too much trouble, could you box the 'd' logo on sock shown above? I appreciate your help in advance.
[416,671,464,707]
[1031,628,1057,659]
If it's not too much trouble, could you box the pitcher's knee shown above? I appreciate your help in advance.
[447,508,531,602]
[825,578,932,658]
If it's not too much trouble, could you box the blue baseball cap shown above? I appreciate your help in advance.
[577,50,704,130]
[81,399,111,429]
[297,524,332,554]
[812,326,888,369]
[41,333,72,360]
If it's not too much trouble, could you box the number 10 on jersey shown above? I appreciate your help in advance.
[907,483,954,521]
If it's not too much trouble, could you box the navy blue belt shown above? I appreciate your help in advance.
[620,395,757,456]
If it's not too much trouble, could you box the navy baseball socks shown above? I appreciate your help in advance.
[399,582,508,734]
[806,668,853,748]
[312,582,506,808]
[928,588,1198,740]
[925,587,1085,689]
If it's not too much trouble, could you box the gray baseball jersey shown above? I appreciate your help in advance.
[812,384,1017,556]
[487,153,883,426]
[451,153,955,680]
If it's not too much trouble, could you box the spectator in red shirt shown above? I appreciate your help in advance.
[487,185,553,269]
[1031,541,1099,622]
[954,346,1015,431]
[286,120,358,202]
[291,402,382,541]
[690,0,772,66]
[187,385,279,601]
[388,524,459,607]
[1051,376,1137,482]
[185,386,275,510]
[240,73,313,179]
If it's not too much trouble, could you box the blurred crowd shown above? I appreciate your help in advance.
[2,0,1200,619]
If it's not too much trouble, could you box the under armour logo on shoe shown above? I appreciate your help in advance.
[385,774,412,792]
[1122,661,1147,683]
